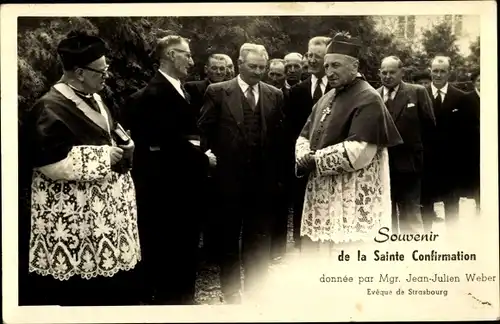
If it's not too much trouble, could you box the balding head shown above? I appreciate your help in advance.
[430,56,451,89]
[379,55,404,89]
[283,52,303,85]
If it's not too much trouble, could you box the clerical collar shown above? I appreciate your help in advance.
[66,83,93,98]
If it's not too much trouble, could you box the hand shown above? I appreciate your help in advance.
[118,138,135,153]
[297,152,315,171]
[205,149,217,167]
[110,146,124,165]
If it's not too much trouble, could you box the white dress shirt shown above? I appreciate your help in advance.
[382,84,400,102]
[431,82,448,102]
[237,74,259,105]
[159,69,185,99]
[310,74,328,98]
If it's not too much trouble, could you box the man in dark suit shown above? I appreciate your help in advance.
[288,36,332,249]
[462,70,480,214]
[184,53,227,118]
[124,35,216,305]
[377,56,436,234]
[198,43,286,304]
[266,58,291,260]
[421,56,468,230]
[184,53,227,264]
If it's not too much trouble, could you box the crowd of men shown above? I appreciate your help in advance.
[20,30,480,307]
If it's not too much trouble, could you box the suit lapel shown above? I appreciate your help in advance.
[258,82,272,138]
[155,71,190,104]
[391,82,409,123]
[225,78,245,132]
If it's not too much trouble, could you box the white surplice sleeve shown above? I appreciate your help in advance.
[37,145,113,181]
[295,136,312,178]
[314,141,378,177]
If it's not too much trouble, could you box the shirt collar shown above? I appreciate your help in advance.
[285,80,292,89]
[237,74,258,93]
[431,82,448,96]
[159,69,181,88]
[383,84,400,96]
[475,88,480,97]
[311,74,328,86]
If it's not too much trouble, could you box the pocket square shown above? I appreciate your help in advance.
[149,146,161,152]
[452,109,458,112]
[407,103,416,108]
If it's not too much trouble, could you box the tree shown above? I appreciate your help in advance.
[466,36,480,69]
[420,20,465,69]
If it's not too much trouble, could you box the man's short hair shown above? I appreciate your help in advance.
[220,54,234,65]
[381,55,404,69]
[206,53,227,65]
[431,56,451,68]
[269,58,286,67]
[308,36,332,48]
[284,52,303,61]
[238,43,269,61]
[154,35,190,60]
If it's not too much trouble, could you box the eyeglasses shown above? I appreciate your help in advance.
[171,48,193,59]
[81,66,109,76]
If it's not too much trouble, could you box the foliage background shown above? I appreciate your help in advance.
[17,16,480,120]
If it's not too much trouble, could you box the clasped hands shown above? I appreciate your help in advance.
[296,151,316,172]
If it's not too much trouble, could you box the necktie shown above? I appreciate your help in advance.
[385,88,395,114]
[246,86,256,111]
[313,79,323,104]
[434,90,442,111]
[181,84,191,103]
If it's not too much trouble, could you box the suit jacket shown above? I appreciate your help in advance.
[198,78,286,200]
[184,79,211,117]
[377,82,436,173]
[461,90,480,195]
[424,83,468,197]
[124,71,209,220]
[287,76,332,141]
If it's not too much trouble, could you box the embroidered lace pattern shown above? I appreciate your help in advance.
[298,142,391,244]
[29,145,141,280]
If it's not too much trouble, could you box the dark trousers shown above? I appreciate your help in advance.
[292,176,308,245]
[270,187,290,258]
[24,269,142,306]
[137,192,200,305]
[390,172,423,233]
[216,193,273,297]
[200,176,220,262]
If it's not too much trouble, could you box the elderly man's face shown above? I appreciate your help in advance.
[169,40,194,78]
[205,58,226,83]
[284,57,302,83]
[306,44,327,76]
[239,52,267,86]
[431,61,450,89]
[79,56,109,93]
[267,62,286,88]
[379,58,404,89]
[324,53,357,89]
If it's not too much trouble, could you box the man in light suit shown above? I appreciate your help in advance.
[198,43,286,304]
[377,56,436,234]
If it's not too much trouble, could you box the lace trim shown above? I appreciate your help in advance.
[300,149,391,243]
[29,145,140,281]
[314,142,351,176]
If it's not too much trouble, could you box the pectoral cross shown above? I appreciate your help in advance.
[320,106,331,122]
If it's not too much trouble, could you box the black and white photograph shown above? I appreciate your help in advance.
[2,2,498,323]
